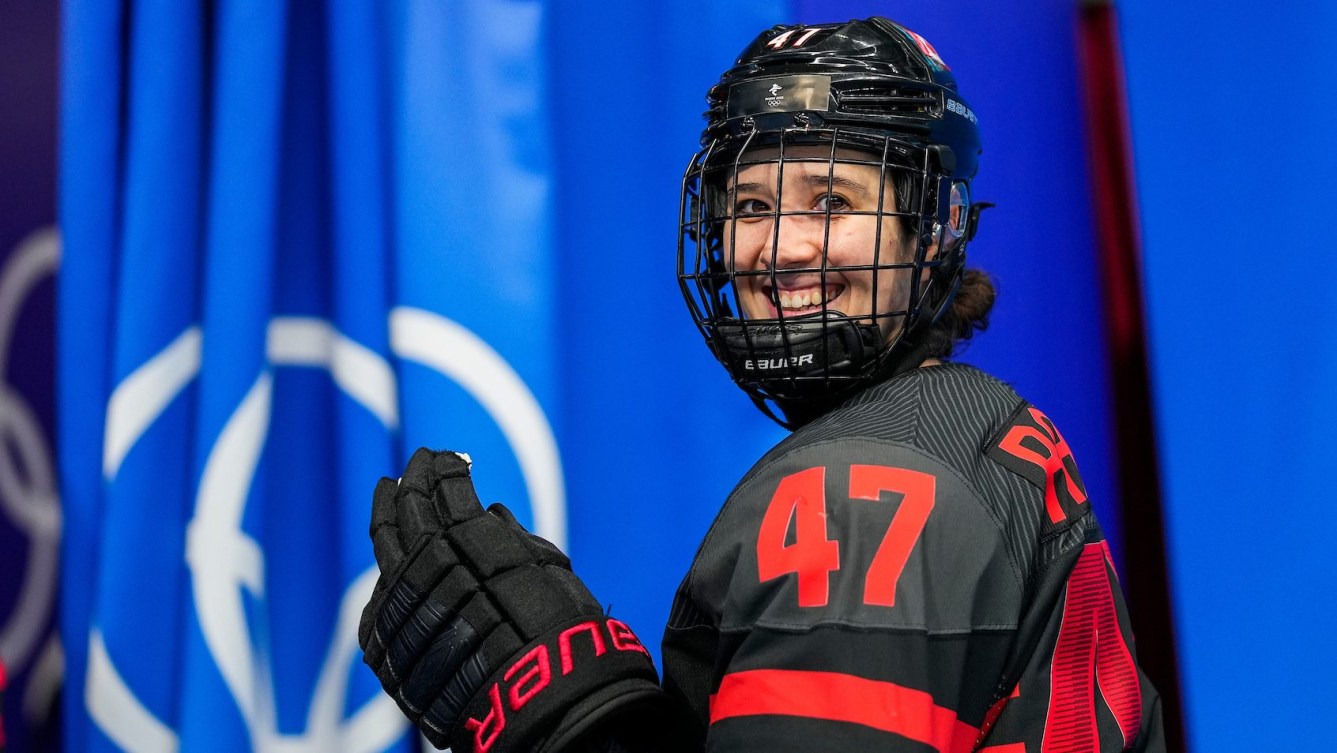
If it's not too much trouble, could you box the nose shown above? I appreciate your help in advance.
[759,213,826,270]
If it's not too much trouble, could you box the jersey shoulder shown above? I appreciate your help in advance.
[681,366,1036,633]
[777,362,1025,474]
[777,364,1049,538]
[803,363,1095,539]
[690,365,1096,622]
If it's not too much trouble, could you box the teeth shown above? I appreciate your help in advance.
[775,287,837,311]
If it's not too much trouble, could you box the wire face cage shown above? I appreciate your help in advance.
[678,125,970,425]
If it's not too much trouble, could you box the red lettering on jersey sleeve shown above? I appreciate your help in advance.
[988,405,1089,525]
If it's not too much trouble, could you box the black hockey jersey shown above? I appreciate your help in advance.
[660,364,1164,752]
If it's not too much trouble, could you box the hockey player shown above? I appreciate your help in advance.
[359,17,1166,753]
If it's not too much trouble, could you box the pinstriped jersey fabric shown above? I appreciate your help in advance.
[771,363,1050,594]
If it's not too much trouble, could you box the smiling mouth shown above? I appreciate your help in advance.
[766,284,846,316]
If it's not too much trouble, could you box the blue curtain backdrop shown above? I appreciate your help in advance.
[1121,3,1337,750]
[58,1,790,750]
[789,0,1126,566]
[53,1,1179,751]
[60,1,408,750]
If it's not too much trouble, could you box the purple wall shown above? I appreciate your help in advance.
[0,2,62,750]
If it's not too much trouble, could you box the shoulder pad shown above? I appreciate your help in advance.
[985,403,1089,530]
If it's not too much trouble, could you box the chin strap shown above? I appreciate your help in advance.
[769,327,932,429]
[713,270,958,429]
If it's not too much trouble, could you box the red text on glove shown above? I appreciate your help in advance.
[505,644,551,709]
[464,617,651,753]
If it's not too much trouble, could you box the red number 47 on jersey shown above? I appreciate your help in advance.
[756,465,935,609]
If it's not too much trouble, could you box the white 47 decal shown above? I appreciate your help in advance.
[765,27,824,50]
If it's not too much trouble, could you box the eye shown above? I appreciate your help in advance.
[735,198,772,218]
[814,193,851,212]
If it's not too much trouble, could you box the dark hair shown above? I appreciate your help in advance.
[918,267,995,359]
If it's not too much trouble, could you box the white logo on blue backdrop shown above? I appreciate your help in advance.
[0,227,64,724]
[88,307,564,752]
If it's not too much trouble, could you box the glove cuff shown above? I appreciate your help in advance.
[535,677,681,753]
[449,614,660,753]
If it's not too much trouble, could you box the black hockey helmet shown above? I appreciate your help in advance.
[678,17,986,427]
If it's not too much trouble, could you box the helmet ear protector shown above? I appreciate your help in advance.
[677,18,986,427]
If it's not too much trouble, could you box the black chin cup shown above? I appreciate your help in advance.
[711,312,881,401]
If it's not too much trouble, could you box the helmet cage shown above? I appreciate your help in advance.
[678,125,970,425]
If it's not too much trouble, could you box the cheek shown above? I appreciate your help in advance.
[880,269,913,307]
[822,218,902,268]
[721,222,770,270]
[845,226,913,309]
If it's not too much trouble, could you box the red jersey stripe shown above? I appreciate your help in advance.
[1044,543,1142,752]
[709,668,980,753]
[1094,542,1143,746]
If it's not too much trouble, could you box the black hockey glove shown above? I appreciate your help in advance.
[358,448,674,753]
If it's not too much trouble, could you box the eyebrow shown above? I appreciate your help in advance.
[804,173,872,197]
[729,174,875,197]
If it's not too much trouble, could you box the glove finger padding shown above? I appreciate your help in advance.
[381,553,477,684]
[487,503,571,569]
[448,513,539,579]
[397,589,499,717]
[369,477,402,548]
[359,448,671,753]
[360,447,482,656]
[396,449,475,538]
[359,476,411,653]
